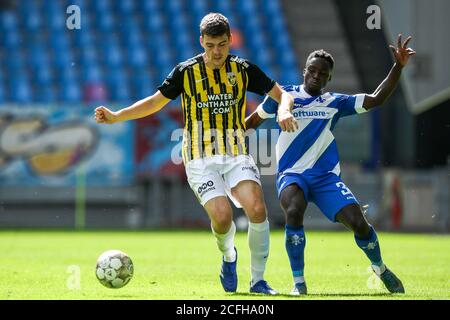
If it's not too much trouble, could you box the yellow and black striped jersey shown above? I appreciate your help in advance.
[158,54,275,163]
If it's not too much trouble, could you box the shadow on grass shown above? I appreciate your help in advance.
[232,291,394,298]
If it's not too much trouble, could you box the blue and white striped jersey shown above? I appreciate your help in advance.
[256,84,367,176]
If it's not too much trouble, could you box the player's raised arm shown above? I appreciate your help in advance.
[363,34,416,110]
[94,91,171,124]
[267,83,297,132]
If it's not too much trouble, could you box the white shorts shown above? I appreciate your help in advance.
[185,155,261,208]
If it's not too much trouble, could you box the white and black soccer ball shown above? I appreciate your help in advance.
[95,250,134,288]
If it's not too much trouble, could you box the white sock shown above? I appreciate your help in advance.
[248,219,270,286]
[294,276,305,284]
[211,221,236,262]
[371,263,386,276]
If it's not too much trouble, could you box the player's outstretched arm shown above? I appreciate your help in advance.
[94,90,171,124]
[363,34,416,110]
[245,110,265,130]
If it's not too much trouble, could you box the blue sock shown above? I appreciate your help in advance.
[354,225,384,267]
[285,225,306,282]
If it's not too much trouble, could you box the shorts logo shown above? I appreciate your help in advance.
[198,180,215,196]
[241,166,257,174]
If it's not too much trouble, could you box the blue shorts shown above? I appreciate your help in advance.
[277,172,359,222]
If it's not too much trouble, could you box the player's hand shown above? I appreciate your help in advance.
[278,110,298,132]
[390,34,416,68]
[94,106,117,124]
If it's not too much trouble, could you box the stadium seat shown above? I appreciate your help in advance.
[0,11,18,32]
[132,71,155,99]
[0,84,5,103]
[35,84,57,103]
[116,0,136,15]
[109,74,131,103]
[3,31,21,49]
[10,79,33,103]
[60,81,81,103]
[127,45,148,69]
[97,11,115,32]
[142,0,160,14]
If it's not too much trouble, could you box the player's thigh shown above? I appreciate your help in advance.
[311,175,360,223]
[224,155,266,221]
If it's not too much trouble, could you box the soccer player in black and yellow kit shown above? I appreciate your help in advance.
[95,13,297,294]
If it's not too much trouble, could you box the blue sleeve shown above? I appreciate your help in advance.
[256,95,278,119]
[334,93,366,118]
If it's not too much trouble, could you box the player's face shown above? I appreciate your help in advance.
[200,33,231,69]
[303,57,332,95]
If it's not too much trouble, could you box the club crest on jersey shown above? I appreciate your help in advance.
[315,96,325,103]
[227,72,237,86]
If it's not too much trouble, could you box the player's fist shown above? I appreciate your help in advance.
[278,110,298,132]
[94,106,117,124]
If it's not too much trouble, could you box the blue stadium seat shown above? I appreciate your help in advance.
[127,46,148,69]
[132,71,155,99]
[97,11,115,32]
[0,84,5,103]
[91,0,110,15]
[55,67,78,85]
[108,69,130,103]
[35,84,57,103]
[142,0,160,14]
[102,42,123,68]
[33,65,53,86]
[10,79,33,103]
[81,65,103,83]
[50,32,71,53]
[240,0,258,15]
[79,46,99,67]
[3,31,21,49]
[214,1,233,17]
[143,14,164,33]
[23,9,42,32]
[53,49,75,69]
[263,0,282,16]
[165,0,183,16]
[116,0,135,15]
[73,30,95,48]
[7,50,26,72]
[60,81,81,103]
[0,11,18,31]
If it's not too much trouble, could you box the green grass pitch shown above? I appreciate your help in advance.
[0,230,448,300]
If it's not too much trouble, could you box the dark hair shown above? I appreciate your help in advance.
[306,49,334,70]
[200,13,231,37]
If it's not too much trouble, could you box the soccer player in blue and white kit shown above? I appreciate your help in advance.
[246,34,415,295]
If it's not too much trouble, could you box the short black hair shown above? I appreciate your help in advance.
[200,13,231,37]
[306,49,334,70]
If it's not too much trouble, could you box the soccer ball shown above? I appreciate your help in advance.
[95,250,134,288]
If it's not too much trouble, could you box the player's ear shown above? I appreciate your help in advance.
[229,33,233,45]
[200,36,204,47]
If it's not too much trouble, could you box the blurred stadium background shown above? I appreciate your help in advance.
[0,0,448,232]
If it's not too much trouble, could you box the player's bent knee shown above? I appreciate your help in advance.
[245,200,267,223]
